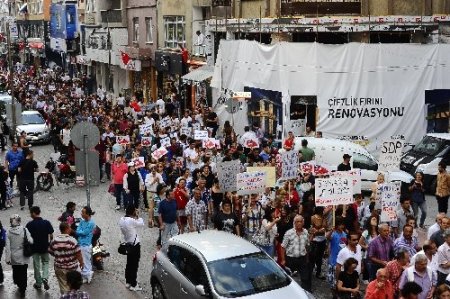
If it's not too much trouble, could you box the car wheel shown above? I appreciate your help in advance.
[152,281,167,299]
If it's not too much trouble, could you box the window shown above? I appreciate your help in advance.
[86,0,96,13]
[164,16,185,48]
[353,153,378,171]
[145,17,153,43]
[37,0,43,14]
[167,246,209,290]
[132,17,139,42]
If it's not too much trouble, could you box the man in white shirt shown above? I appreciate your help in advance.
[194,30,206,56]
[116,93,125,107]
[119,205,144,291]
[60,122,71,155]
[144,166,163,194]
[97,85,106,100]
[428,213,445,239]
[101,127,115,141]
[336,231,363,279]
[183,141,199,172]
[156,98,165,115]
[411,240,438,276]
[239,126,257,146]
[437,228,450,285]
[180,110,192,128]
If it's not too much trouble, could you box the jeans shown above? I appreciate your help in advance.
[9,169,18,188]
[80,245,93,280]
[19,179,34,208]
[127,192,140,209]
[125,243,141,287]
[12,264,28,293]
[114,184,125,207]
[436,195,449,214]
[32,252,50,286]
[411,201,427,226]
[161,222,179,245]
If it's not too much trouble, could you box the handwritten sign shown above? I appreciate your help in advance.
[160,137,171,148]
[217,160,241,192]
[202,138,220,149]
[151,146,168,161]
[194,130,208,140]
[247,167,276,187]
[180,127,191,137]
[141,137,152,147]
[116,136,130,145]
[315,176,354,206]
[132,157,145,169]
[281,151,299,179]
[236,171,267,195]
[159,117,171,129]
[378,137,404,171]
[379,182,401,222]
[288,119,306,137]
[139,124,153,135]
[48,84,56,91]
[331,169,362,194]
[244,138,260,149]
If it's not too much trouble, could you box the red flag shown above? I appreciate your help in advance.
[120,51,130,65]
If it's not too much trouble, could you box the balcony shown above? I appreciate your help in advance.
[101,9,122,24]
[281,0,361,17]
[212,0,231,6]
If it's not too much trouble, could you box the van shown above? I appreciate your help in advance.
[400,133,450,192]
[291,137,414,193]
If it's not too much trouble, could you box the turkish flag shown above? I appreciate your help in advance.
[121,51,130,65]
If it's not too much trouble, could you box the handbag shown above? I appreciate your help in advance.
[108,183,115,195]
[118,234,137,255]
[251,228,271,247]
[23,228,33,257]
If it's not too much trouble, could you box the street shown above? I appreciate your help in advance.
[0,143,441,299]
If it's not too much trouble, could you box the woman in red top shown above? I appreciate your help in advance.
[283,131,295,151]
[174,178,189,234]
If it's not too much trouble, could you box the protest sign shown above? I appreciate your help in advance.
[132,157,145,169]
[217,160,241,192]
[244,138,260,149]
[48,84,56,91]
[247,167,276,187]
[151,146,168,160]
[378,137,405,171]
[281,151,299,179]
[287,119,306,137]
[116,136,130,145]
[236,171,267,195]
[202,138,220,149]
[160,137,171,148]
[159,117,171,129]
[141,137,152,147]
[169,132,178,139]
[139,124,153,135]
[315,176,353,206]
[330,169,362,194]
[180,127,191,137]
[379,182,401,222]
[194,130,208,140]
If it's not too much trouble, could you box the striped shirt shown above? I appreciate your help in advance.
[281,228,310,257]
[393,235,418,257]
[48,234,80,270]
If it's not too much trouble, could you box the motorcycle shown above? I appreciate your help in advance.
[36,154,77,191]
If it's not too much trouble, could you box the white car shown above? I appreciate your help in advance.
[16,111,50,144]
[151,230,314,299]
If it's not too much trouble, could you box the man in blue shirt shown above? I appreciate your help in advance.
[326,217,348,297]
[158,190,178,245]
[76,206,96,284]
[4,142,23,188]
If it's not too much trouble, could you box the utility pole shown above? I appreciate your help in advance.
[6,20,17,143]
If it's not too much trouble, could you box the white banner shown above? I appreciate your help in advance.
[330,169,362,194]
[281,151,299,179]
[217,160,241,192]
[286,119,306,137]
[378,137,405,171]
[211,40,442,154]
[379,182,401,222]
[315,176,354,206]
[236,171,267,195]
[194,130,209,140]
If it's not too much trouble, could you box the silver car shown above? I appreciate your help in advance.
[16,111,50,144]
[151,230,314,299]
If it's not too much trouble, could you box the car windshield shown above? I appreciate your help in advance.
[22,114,45,125]
[414,136,446,155]
[353,153,378,171]
[207,252,291,298]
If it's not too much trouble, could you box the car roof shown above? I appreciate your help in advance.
[298,137,375,157]
[426,133,450,141]
[22,110,41,115]
[169,230,261,262]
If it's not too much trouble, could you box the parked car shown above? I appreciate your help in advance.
[16,110,50,144]
[151,230,314,299]
[285,137,414,193]
[400,133,450,192]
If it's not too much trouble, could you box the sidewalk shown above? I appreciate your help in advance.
[0,269,146,298]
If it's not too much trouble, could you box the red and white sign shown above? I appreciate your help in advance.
[244,138,259,149]
[151,146,168,161]
[116,136,130,145]
[132,157,145,169]
[202,138,220,149]
[141,137,152,147]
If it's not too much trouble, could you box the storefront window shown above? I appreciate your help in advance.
[164,16,185,48]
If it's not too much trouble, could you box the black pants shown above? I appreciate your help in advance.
[9,169,18,188]
[19,179,34,208]
[105,162,111,180]
[125,243,141,287]
[310,240,326,276]
[12,264,28,293]
[286,255,312,292]
[0,248,4,284]
[436,195,449,214]
[438,271,447,286]
[0,186,6,209]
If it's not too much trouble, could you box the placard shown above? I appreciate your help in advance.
[48,84,56,91]
[159,117,171,129]
[236,171,267,195]
[281,151,299,179]
[287,119,306,137]
[132,157,145,169]
[194,130,209,140]
[379,182,401,222]
[330,169,362,194]
[378,137,405,171]
[315,176,354,206]
[139,124,153,135]
[160,137,171,148]
[247,166,276,187]
[217,160,241,192]
[202,138,220,149]
[244,138,259,149]
[141,137,152,147]
[116,136,130,145]
[151,146,168,160]
[180,127,191,137]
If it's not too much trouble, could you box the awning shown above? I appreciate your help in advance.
[182,65,214,84]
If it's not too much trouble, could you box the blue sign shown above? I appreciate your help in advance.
[50,4,78,39]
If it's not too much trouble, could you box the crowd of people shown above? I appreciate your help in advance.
[0,63,448,299]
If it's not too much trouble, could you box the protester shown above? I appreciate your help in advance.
[399,253,436,299]
[123,162,144,209]
[386,249,410,297]
[0,220,5,286]
[365,268,394,299]
[17,150,38,210]
[437,229,450,285]
[158,190,178,245]
[368,223,394,281]
[400,282,423,299]
[214,199,240,235]
[409,172,427,228]
[4,142,23,189]
[336,257,360,299]
[76,206,95,284]
[112,154,129,210]
[185,187,208,232]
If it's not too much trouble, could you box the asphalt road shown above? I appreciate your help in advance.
[0,143,441,299]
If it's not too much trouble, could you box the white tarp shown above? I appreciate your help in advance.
[210,40,450,152]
